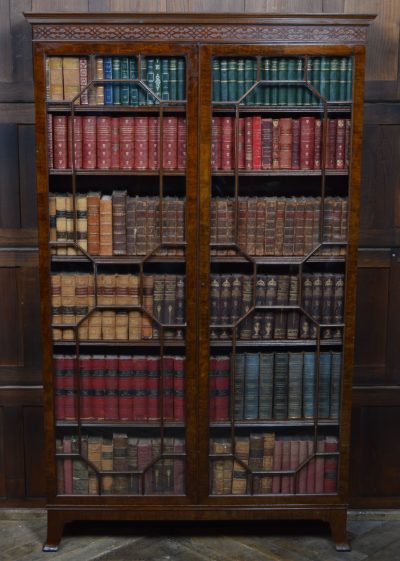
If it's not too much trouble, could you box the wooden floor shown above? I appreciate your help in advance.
[1,510,400,561]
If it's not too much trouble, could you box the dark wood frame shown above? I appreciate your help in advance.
[25,12,374,552]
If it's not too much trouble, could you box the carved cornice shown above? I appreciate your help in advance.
[31,22,369,44]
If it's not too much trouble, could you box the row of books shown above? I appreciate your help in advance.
[51,273,185,342]
[47,56,186,104]
[211,116,350,170]
[49,115,186,170]
[212,56,352,103]
[210,434,338,495]
[211,196,348,257]
[54,354,185,422]
[210,273,344,341]
[49,193,185,256]
[210,351,341,422]
[56,434,185,495]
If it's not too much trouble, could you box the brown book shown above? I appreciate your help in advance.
[135,197,147,255]
[255,198,266,256]
[335,118,346,169]
[87,192,101,255]
[260,433,275,494]
[126,196,137,255]
[63,57,80,102]
[303,199,315,254]
[101,438,114,494]
[75,273,89,340]
[274,198,286,255]
[55,195,67,255]
[113,433,129,494]
[264,197,277,256]
[87,275,101,340]
[98,274,116,341]
[246,198,257,255]
[49,194,57,253]
[291,119,300,170]
[51,273,62,341]
[142,275,154,339]
[76,194,87,254]
[88,436,102,494]
[279,117,292,169]
[283,198,296,256]
[65,194,75,256]
[95,57,104,105]
[112,190,127,255]
[249,434,264,493]
[48,57,63,100]
[99,195,113,256]
[237,197,247,251]
[61,273,75,341]
[79,57,88,105]
[293,197,305,256]
[321,274,334,339]
[232,437,249,495]
[115,274,129,340]
[128,275,141,341]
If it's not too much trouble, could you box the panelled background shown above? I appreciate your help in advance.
[0,0,399,508]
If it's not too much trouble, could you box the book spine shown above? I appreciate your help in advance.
[79,57,88,105]
[325,119,337,169]
[177,117,186,170]
[221,117,234,170]
[148,116,160,170]
[112,190,127,255]
[147,356,160,420]
[163,116,178,170]
[252,116,262,170]
[211,117,221,170]
[52,116,68,169]
[95,57,104,105]
[96,116,111,169]
[82,116,97,169]
[103,56,113,105]
[134,116,149,170]
[299,116,315,170]
[335,118,346,169]
[261,118,273,170]
[278,117,292,169]
[174,356,185,421]
[212,58,220,101]
[111,117,120,168]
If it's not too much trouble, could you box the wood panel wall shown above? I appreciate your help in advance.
[0,0,399,508]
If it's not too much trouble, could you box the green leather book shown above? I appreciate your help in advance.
[161,58,169,100]
[237,58,245,100]
[112,57,121,105]
[168,57,177,101]
[262,57,271,105]
[220,58,228,102]
[338,57,347,101]
[346,57,353,100]
[259,353,273,419]
[329,57,340,101]
[270,58,278,105]
[254,59,262,105]
[244,58,254,105]
[303,351,316,419]
[278,57,288,105]
[228,58,237,101]
[311,57,321,101]
[153,57,162,103]
[296,57,304,105]
[129,57,138,106]
[139,57,147,105]
[177,58,185,100]
[244,353,259,420]
[319,56,330,100]
[146,57,155,105]
[287,58,297,105]
[120,56,129,105]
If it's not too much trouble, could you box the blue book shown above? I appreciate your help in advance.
[303,352,316,418]
[234,354,245,420]
[244,353,259,420]
[330,351,342,419]
[318,352,332,418]
[103,56,113,105]
[259,353,273,419]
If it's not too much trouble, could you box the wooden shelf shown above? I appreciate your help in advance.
[56,421,185,428]
[210,420,339,428]
[49,169,186,176]
[51,255,186,264]
[209,339,342,347]
[52,340,186,348]
[47,103,186,113]
[211,255,346,264]
[212,104,352,113]
[212,169,348,177]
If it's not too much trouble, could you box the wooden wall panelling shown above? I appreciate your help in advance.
[350,406,400,507]
[244,0,323,12]
[18,124,37,229]
[23,405,45,498]
[167,0,244,12]
[0,124,20,229]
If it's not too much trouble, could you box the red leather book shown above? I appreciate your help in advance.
[278,117,292,169]
[96,116,112,169]
[91,354,106,420]
[289,438,300,494]
[82,116,97,169]
[244,116,253,170]
[177,117,187,169]
[163,116,178,170]
[325,118,337,169]
[345,119,351,169]
[63,437,73,495]
[134,116,149,170]
[221,116,234,170]
[79,354,92,420]
[314,119,322,169]
[118,355,133,421]
[209,356,217,421]
[148,116,160,170]
[272,119,280,169]
[53,115,68,169]
[335,118,346,169]
[324,436,338,492]
[280,439,291,493]
[299,116,315,170]
[238,117,245,169]
[291,119,300,170]
[173,438,185,494]
[147,356,160,420]
[214,355,230,421]
[297,438,308,494]
[67,116,83,169]
[174,356,185,421]
[315,437,325,493]
[252,115,262,170]
[162,355,174,420]
[119,116,134,170]
[261,118,273,170]
[47,114,54,169]
[306,439,315,493]
[211,117,221,170]
[111,117,120,169]
[104,355,119,420]
[62,354,76,421]
[272,438,283,494]
[132,355,148,420]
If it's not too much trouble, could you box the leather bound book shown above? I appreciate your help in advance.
[162,355,174,421]
[152,275,164,340]
[322,196,334,246]
[287,275,299,340]
[120,56,130,105]
[289,119,300,171]
[82,116,97,169]
[212,58,220,102]
[177,58,185,100]
[321,274,334,339]
[163,116,178,170]
[112,190,127,255]
[260,432,275,494]
[115,275,129,341]
[221,116,234,170]
[272,119,280,169]
[219,275,231,339]
[76,194,87,253]
[273,352,289,419]
[234,354,245,420]
[175,276,185,340]
[112,57,121,106]
[67,116,82,169]
[278,117,292,169]
[94,57,104,105]
[142,275,154,339]
[101,437,114,494]
[306,439,315,494]
[244,353,259,420]
[312,197,321,249]
[161,58,169,101]
[48,194,56,252]
[288,352,303,419]
[119,116,134,170]
[134,197,147,255]
[280,437,291,494]
[318,352,332,419]
[64,195,75,256]
[79,354,92,420]
[99,274,116,341]
[252,116,262,170]
[264,197,277,255]
[271,438,283,494]
[329,58,340,101]
[173,356,185,421]
[232,437,249,495]
[47,114,54,169]
[297,437,308,494]
[324,436,338,492]
[259,353,274,420]
[239,274,253,341]
[314,119,322,169]
[99,195,113,256]
[310,273,322,339]
[345,119,351,168]
[237,197,247,250]
[62,57,80,102]
[274,198,286,255]
[75,272,89,340]
[113,433,129,494]
[210,356,220,421]
[283,198,296,256]
[330,351,342,419]
[91,354,106,420]
[79,57,88,105]
[110,117,120,169]
[299,116,315,170]
[53,116,68,169]
[289,438,300,494]
[261,118,273,170]
[210,275,220,340]
[148,116,160,170]
[126,196,137,255]
[164,274,177,339]
[173,438,185,495]
[97,116,112,169]
[128,275,141,340]
[147,356,161,421]
[213,355,230,421]
[303,198,315,255]
[132,356,147,420]
[315,437,325,494]
[335,118,346,169]
[134,116,149,170]
[332,274,344,339]
[176,197,185,249]
[61,273,75,341]
[48,57,63,100]
[228,59,237,101]
[249,434,264,493]
[54,355,66,420]
[104,355,119,420]
[211,117,221,170]
[177,117,187,170]
[300,275,312,340]
[246,197,257,255]
[230,274,242,326]
[293,197,305,256]
[325,118,337,169]
[87,191,101,255]
[238,117,245,169]
[55,195,67,255]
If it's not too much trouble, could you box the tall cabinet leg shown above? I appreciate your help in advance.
[43,511,65,552]
[330,510,351,552]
